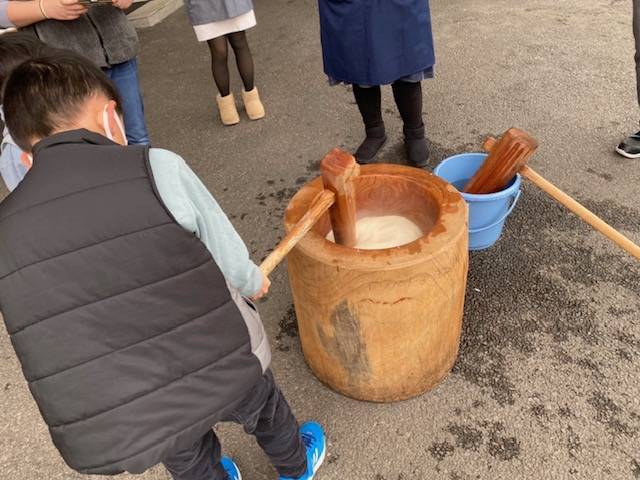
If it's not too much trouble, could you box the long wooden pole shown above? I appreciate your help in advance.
[259,190,336,276]
[521,166,640,260]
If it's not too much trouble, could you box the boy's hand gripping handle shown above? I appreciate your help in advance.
[259,190,335,277]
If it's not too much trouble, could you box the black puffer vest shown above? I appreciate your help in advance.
[0,130,263,474]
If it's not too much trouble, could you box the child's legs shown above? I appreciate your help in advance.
[226,31,254,91]
[103,59,151,145]
[207,37,231,97]
[225,370,307,478]
[163,431,228,480]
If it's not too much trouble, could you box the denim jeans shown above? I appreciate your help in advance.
[104,58,150,145]
[163,370,307,480]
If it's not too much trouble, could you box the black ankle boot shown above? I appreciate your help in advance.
[355,124,387,164]
[403,124,429,168]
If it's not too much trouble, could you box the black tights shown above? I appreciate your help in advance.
[352,81,423,130]
[206,31,255,97]
[352,84,383,130]
[391,80,423,130]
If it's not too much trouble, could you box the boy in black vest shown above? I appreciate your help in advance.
[0,52,325,480]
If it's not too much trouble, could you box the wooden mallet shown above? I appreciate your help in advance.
[259,148,359,276]
[319,148,360,247]
[464,128,640,260]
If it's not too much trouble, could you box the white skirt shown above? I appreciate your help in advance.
[194,10,256,42]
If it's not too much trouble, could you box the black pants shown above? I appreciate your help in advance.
[163,370,307,480]
[634,0,640,106]
[352,81,424,131]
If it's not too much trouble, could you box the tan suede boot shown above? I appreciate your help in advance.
[216,93,240,126]
[241,87,266,120]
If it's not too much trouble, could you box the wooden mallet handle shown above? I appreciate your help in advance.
[480,138,640,260]
[520,166,640,260]
[259,190,336,276]
[320,148,360,247]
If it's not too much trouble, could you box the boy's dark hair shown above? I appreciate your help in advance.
[0,32,49,93]
[3,51,122,152]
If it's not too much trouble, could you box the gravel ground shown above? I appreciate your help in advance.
[1,0,639,478]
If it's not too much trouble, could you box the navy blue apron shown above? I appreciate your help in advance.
[319,0,435,86]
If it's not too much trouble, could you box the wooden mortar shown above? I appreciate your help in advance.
[284,164,469,402]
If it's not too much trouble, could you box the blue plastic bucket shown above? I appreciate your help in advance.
[434,153,521,251]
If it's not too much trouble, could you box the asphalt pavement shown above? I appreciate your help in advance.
[1,0,639,478]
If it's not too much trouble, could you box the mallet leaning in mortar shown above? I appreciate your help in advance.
[259,149,359,276]
[465,128,640,260]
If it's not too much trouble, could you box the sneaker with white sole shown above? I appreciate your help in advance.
[279,422,326,480]
[220,456,242,480]
[616,130,640,158]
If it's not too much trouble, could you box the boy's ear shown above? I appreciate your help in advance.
[106,100,119,136]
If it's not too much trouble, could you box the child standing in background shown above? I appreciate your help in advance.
[185,0,265,125]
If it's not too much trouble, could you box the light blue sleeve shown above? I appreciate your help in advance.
[0,1,15,28]
[0,140,27,192]
[148,148,263,297]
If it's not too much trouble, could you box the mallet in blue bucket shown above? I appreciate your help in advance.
[466,128,640,260]
[434,129,533,250]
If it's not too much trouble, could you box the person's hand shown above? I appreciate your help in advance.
[41,0,88,21]
[250,274,271,301]
[112,0,133,9]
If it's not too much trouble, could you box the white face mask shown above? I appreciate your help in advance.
[102,104,128,145]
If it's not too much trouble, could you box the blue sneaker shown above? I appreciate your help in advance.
[280,421,326,480]
[220,456,242,480]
